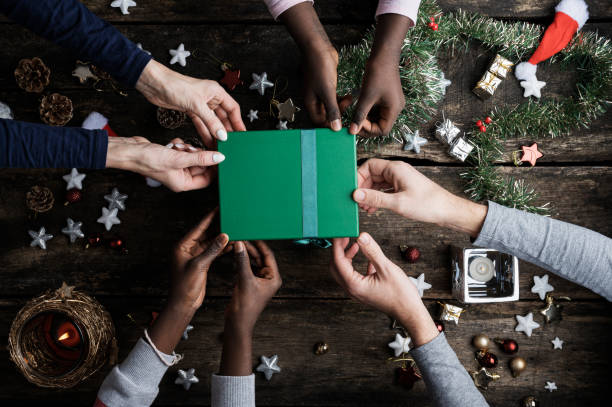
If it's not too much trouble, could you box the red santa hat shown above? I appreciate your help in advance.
[514,0,588,83]
[82,111,118,137]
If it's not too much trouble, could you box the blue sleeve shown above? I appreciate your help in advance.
[0,119,108,169]
[0,0,152,87]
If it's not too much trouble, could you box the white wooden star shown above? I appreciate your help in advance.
[520,77,546,98]
[110,0,136,15]
[515,312,540,337]
[545,381,557,392]
[531,274,554,300]
[249,72,274,95]
[438,72,452,95]
[97,207,121,231]
[29,227,53,250]
[409,273,432,297]
[63,168,86,190]
[402,127,428,154]
[276,120,288,130]
[256,355,281,380]
[104,187,128,211]
[182,324,194,340]
[72,63,97,84]
[247,109,259,122]
[169,43,191,67]
[136,43,151,55]
[551,337,564,350]
[388,333,411,357]
[61,218,84,243]
[175,368,199,390]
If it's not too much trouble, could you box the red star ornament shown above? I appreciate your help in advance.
[520,143,543,166]
[220,69,242,91]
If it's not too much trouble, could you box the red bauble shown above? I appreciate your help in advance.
[485,116,492,124]
[402,246,420,263]
[476,120,483,127]
[108,238,123,249]
[479,125,487,132]
[432,23,439,31]
[434,320,445,333]
[476,351,498,368]
[396,366,421,389]
[497,338,519,354]
[85,233,103,248]
[65,188,82,204]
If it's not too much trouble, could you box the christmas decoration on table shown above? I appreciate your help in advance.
[110,0,136,15]
[26,186,54,214]
[514,312,540,337]
[514,0,589,98]
[97,207,121,231]
[72,61,98,84]
[522,396,539,407]
[272,98,300,122]
[472,334,490,350]
[544,381,558,392]
[451,246,519,303]
[82,111,118,137]
[0,100,14,119]
[448,136,474,162]
[218,128,358,240]
[157,107,186,129]
[104,188,128,211]
[517,143,544,167]
[219,65,243,91]
[434,117,460,145]
[249,72,274,96]
[472,54,514,100]
[427,16,439,31]
[509,356,527,377]
[15,57,50,93]
[494,338,518,354]
[169,43,191,67]
[61,218,84,243]
[551,337,564,349]
[39,93,73,126]
[276,120,288,130]
[182,325,193,340]
[395,359,422,390]
[388,333,411,357]
[313,342,329,355]
[63,168,86,190]
[247,109,259,122]
[175,368,199,390]
[539,294,570,323]
[409,273,431,297]
[470,367,500,389]
[399,245,420,263]
[531,274,554,300]
[401,126,427,154]
[8,283,116,388]
[256,355,281,381]
[29,227,53,250]
[136,43,151,55]
[436,72,451,95]
[438,302,464,325]
[65,188,82,205]
[476,350,498,369]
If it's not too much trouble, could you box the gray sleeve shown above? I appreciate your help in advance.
[96,338,173,407]
[474,201,612,301]
[411,333,488,407]
[211,374,255,407]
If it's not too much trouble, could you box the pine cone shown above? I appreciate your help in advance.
[14,57,51,93]
[39,93,73,126]
[26,186,55,213]
[157,107,187,129]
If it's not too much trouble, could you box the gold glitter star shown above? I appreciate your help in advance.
[56,282,75,300]
[470,367,500,389]
[275,98,300,122]
[72,62,98,84]
[539,294,569,323]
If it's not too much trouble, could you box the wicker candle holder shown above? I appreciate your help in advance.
[8,284,116,389]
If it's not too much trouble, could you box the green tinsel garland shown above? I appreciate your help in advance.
[337,0,611,214]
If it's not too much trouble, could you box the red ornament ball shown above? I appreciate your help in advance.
[497,338,519,354]
[402,246,420,263]
[485,116,492,124]
[434,320,445,333]
[476,120,483,127]
[65,188,82,204]
[431,23,439,31]
[108,238,123,249]
[479,125,487,132]
[476,351,498,368]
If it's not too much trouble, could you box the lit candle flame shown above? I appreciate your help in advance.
[58,331,71,341]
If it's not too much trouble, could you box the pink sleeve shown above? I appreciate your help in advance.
[263,0,314,20]
[376,0,421,25]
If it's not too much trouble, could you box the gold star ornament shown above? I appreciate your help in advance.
[539,294,570,323]
[471,367,500,389]
[56,282,75,300]
[274,98,300,122]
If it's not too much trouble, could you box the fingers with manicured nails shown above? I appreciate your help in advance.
[177,150,225,168]
[234,241,253,278]
[189,114,214,147]
[195,104,228,142]
[356,232,388,270]
[220,95,246,132]
[192,233,229,270]
[349,95,376,135]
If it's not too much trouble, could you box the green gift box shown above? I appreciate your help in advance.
[218,128,359,241]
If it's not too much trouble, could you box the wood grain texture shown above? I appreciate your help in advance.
[0,298,610,406]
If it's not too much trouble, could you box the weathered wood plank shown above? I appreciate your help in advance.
[0,167,609,300]
[0,298,610,406]
[0,1,610,23]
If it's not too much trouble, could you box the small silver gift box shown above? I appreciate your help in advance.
[451,246,519,303]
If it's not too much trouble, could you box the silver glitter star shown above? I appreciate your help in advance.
[175,368,199,390]
[63,168,86,190]
[97,207,121,231]
[531,274,554,300]
[169,43,191,67]
[29,227,53,250]
[276,120,288,130]
[182,324,194,340]
[256,355,281,381]
[401,127,427,154]
[104,188,128,211]
[544,381,557,392]
[249,72,273,96]
[437,72,452,95]
[247,109,259,122]
[551,337,564,350]
[61,218,84,243]
[110,0,136,15]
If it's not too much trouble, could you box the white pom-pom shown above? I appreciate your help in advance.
[556,0,589,30]
[82,111,108,130]
[514,62,538,81]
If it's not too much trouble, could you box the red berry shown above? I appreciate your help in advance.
[65,188,82,204]
[430,16,435,22]
[432,23,439,31]
[485,116,492,124]
[402,246,420,263]
[427,22,434,27]
[479,125,487,132]
[476,120,483,127]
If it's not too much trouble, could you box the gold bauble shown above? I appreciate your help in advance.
[510,356,527,377]
[472,334,490,350]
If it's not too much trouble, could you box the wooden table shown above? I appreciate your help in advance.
[1,1,611,405]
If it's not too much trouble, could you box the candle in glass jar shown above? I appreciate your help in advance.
[469,257,495,282]
[56,320,81,348]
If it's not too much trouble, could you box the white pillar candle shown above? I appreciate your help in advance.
[469,257,495,282]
